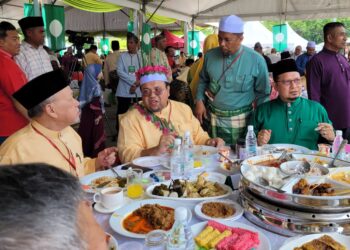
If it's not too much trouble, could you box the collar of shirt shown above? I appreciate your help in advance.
[0,48,13,59]
[224,46,243,59]
[31,120,63,139]
[322,47,338,55]
[22,41,43,50]
[277,97,302,111]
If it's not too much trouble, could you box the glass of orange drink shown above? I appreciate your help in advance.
[126,168,144,199]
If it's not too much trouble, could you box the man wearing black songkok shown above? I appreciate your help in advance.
[250,59,335,150]
[0,70,118,177]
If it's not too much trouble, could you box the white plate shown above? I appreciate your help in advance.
[328,167,350,188]
[80,169,127,193]
[193,145,218,156]
[106,233,118,250]
[146,180,232,202]
[94,198,129,214]
[109,199,192,239]
[191,221,271,250]
[194,199,243,222]
[279,233,350,250]
[132,156,169,168]
[269,144,311,154]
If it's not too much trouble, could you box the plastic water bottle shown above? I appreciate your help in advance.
[183,131,194,178]
[167,207,194,250]
[170,138,184,180]
[245,125,258,157]
[332,130,344,159]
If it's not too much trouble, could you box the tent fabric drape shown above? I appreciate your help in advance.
[62,0,122,13]
[146,13,177,25]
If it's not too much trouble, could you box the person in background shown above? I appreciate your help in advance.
[254,42,271,66]
[307,22,350,141]
[251,59,334,150]
[15,16,52,80]
[115,32,142,134]
[0,70,117,177]
[0,163,108,250]
[62,46,76,78]
[195,15,270,145]
[296,41,316,76]
[268,48,280,63]
[43,45,61,70]
[118,65,224,163]
[78,64,106,158]
[291,45,302,60]
[103,40,120,95]
[165,46,179,79]
[150,34,172,82]
[197,52,203,61]
[179,51,187,67]
[83,44,102,67]
[0,21,28,145]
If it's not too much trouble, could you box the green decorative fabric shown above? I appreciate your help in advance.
[24,3,34,17]
[208,103,253,145]
[62,0,122,13]
[146,13,176,24]
[42,4,65,51]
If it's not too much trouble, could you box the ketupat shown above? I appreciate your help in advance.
[208,230,232,248]
[197,229,220,247]
[195,226,214,245]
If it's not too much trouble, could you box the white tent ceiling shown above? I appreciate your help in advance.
[106,0,350,23]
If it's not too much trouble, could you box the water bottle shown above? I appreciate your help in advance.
[332,130,344,159]
[167,207,194,250]
[245,125,257,157]
[183,131,194,178]
[170,138,183,180]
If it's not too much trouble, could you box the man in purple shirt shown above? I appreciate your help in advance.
[306,22,350,140]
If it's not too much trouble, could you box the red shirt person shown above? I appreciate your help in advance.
[0,22,28,144]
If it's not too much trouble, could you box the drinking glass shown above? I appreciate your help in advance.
[126,168,143,199]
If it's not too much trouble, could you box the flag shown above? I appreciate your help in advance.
[100,38,109,54]
[141,23,152,65]
[273,24,288,52]
[127,21,134,32]
[24,3,34,17]
[42,4,65,51]
[187,31,200,57]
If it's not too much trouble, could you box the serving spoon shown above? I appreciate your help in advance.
[329,139,348,168]
[257,177,286,193]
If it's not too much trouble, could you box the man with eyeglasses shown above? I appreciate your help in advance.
[251,59,334,150]
[117,65,224,163]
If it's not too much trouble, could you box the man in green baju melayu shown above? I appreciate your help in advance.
[251,59,335,150]
[195,15,271,145]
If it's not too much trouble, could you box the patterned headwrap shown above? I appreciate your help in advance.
[136,65,168,85]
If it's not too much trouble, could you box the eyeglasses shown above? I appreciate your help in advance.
[141,87,166,97]
[276,78,302,86]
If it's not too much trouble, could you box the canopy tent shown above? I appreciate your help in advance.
[151,30,184,49]
[105,0,350,24]
[286,23,308,49]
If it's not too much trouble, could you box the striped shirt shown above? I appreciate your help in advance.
[15,41,53,80]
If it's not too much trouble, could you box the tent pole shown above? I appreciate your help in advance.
[191,17,194,58]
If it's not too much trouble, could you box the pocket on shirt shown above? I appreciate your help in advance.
[230,74,254,92]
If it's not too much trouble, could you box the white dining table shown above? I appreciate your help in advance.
[91,158,290,250]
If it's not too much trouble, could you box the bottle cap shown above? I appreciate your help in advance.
[247,125,254,131]
[184,130,190,137]
[174,138,182,145]
[336,130,343,136]
[175,207,187,221]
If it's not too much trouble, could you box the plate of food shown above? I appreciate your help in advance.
[194,199,243,222]
[193,145,218,157]
[279,233,349,250]
[143,171,227,184]
[263,144,311,154]
[146,172,232,202]
[329,167,350,188]
[80,169,127,193]
[109,199,192,238]
[192,220,271,250]
[106,233,118,250]
[132,156,169,168]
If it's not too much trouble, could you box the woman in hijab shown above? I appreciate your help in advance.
[78,63,106,157]
[189,34,219,100]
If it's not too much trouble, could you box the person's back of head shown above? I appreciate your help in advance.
[185,58,194,67]
[197,52,203,58]
[89,44,98,52]
[0,164,85,250]
[111,40,120,51]
[155,34,166,50]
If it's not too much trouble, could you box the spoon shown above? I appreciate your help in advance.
[329,139,348,168]
[218,152,240,164]
[257,177,286,193]
[280,161,311,179]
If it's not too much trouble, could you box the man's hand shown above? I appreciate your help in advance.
[206,138,225,147]
[316,123,335,142]
[156,135,175,154]
[96,147,118,170]
[195,100,207,124]
[129,84,137,94]
[257,129,272,146]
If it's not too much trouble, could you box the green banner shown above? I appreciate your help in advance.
[24,3,34,17]
[127,21,134,33]
[187,31,200,57]
[42,4,65,51]
[273,24,288,52]
[141,23,152,65]
[100,38,109,54]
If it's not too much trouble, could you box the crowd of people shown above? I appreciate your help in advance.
[0,13,350,249]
